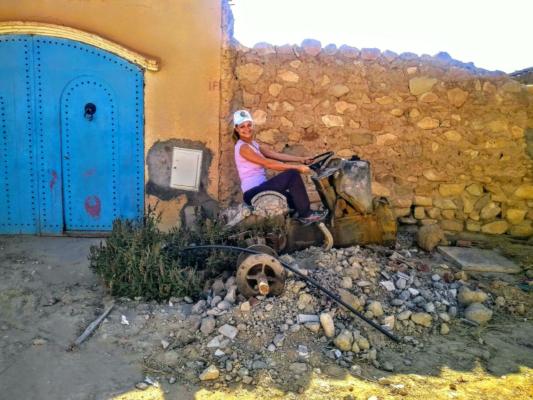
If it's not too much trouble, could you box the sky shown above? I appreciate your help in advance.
[230,0,532,73]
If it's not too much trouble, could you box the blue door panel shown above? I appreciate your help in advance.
[0,36,39,233]
[0,35,144,234]
[36,37,144,232]
[61,79,117,230]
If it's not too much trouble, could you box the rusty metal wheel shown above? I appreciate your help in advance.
[236,244,278,267]
[236,253,286,298]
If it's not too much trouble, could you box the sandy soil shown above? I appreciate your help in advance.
[0,235,532,400]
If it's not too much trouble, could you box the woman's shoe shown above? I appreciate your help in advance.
[298,210,328,226]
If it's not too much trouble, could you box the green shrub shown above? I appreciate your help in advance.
[89,208,285,302]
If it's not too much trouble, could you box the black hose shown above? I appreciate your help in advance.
[182,244,401,343]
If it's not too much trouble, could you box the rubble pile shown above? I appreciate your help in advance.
[92,234,531,392]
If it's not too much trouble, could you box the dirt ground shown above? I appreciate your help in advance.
[0,235,532,400]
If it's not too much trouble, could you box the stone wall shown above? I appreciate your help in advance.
[219,39,533,238]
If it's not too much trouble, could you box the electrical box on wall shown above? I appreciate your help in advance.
[170,147,203,191]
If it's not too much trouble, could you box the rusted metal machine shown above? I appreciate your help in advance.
[284,152,397,252]
[230,152,397,298]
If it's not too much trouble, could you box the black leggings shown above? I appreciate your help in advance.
[243,170,311,217]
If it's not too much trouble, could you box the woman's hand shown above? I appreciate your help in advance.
[296,165,312,174]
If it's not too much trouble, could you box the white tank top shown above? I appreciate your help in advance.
[234,140,267,192]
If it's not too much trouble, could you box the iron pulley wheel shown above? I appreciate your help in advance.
[236,253,286,298]
[236,244,278,267]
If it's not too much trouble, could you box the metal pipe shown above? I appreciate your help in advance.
[257,274,270,296]
[181,244,400,343]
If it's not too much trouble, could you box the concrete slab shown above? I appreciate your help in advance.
[437,246,522,274]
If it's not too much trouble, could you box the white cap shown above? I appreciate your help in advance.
[233,110,253,127]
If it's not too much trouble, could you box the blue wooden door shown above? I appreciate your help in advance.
[0,35,144,234]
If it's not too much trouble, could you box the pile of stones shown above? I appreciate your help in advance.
[106,239,507,390]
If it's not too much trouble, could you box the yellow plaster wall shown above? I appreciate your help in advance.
[0,0,222,203]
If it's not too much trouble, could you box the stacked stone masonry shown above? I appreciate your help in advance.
[219,38,533,238]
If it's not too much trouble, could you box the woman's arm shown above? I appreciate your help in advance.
[240,144,310,174]
[259,144,312,164]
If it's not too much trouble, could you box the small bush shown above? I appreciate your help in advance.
[89,208,285,302]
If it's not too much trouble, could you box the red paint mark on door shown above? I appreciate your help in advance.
[50,170,58,190]
[84,195,101,218]
[84,168,96,177]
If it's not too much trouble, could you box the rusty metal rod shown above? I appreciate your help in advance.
[182,245,401,343]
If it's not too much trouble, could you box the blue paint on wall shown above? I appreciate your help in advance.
[0,35,144,234]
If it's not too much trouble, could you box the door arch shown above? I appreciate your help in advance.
[0,26,157,234]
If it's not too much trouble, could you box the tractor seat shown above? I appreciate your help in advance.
[221,190,289,228]
[250,190,290,218]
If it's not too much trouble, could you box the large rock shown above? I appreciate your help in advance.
[268,83,282,96]
[414,206,425,219]
[501,81,521,93]
[338,288,364,311]
[397,310,412,320]
[505,209,527,225]
[439,183,465,196]
[257,129,279,145]
[200,317,216,335]
[440,220,463,232]
[466,221,481,232]
[297,293,314,311]
[199,365,220,381]
[464,303,493,324]
[457,286,488,305]
[350,133,374,146]
[328,84,350,97]
[367,301,384,317]
[357,337,370,350]
[409,77,438,95]
[444,130,462,141]
[236,63,264,83]
[417,117,440,129]
[218,324,238,340]
[514,185,533,200]
[509,221,533,237]
[301,38,322,56]
[411,312,433,327]
[319,313,335,338]
[277,70,300,83]
[481,220,509,234]
[480,202,501,219]
[339,45,360,58]
[414,196,433,206]
[333,329,354,351]
[376,133,398,145]
[417,224,444,252]
[423,169,446,182]
[447,88,469,107]
[252,109,267,125]
[435,199,458,213]
[466,183,484,196]
[361,47,381,60]
[321,114,344,128]
[335,101,358,114]
[419,92,439,103]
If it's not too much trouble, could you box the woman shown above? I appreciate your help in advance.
[232,109,326,224]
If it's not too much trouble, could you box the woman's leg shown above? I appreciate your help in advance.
[243,170,311,217]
